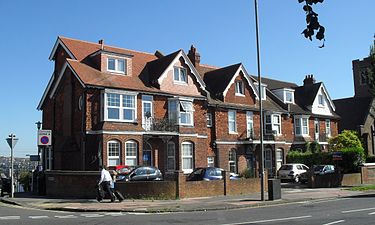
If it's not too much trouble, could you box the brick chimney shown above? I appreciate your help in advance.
[303,74,316,86]
[187,45,200,66]
[98,39,104,50]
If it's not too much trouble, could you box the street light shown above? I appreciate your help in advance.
[35,121,42,130]
[6,133,18,198]
[254,0,265,201]
[35,121,42,168]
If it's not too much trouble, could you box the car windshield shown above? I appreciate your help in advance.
[279,165,293,170]
[314,165,325,172]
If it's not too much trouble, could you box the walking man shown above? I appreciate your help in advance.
[97,165,115,202]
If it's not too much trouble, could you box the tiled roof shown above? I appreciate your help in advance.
[294,82,322,110]
[333,97,373,131]
[203,63,242,97]
[251,76,298,90]
[146,50,181,82]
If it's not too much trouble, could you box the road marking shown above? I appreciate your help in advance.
[219,215,312,225]
[104,212,125,216]
[342,207,375,214]
[0,216,20,220]
[55,215,78,219]
[369,212,375,215]
[29,215,49,219]
[322,220,345,225]
[80,213,104,218]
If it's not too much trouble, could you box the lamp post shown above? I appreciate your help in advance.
[35,121,42,168]
[254,0,265,201]
[6,133,18,198]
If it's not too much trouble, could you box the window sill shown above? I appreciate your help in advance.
[229,131,238,135]
[235,93,245,97]
[105,120,138,124]
[107,70,126,75]
[173,81,188,85]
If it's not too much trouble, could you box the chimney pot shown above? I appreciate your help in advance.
[98,39,104,50]
[303,74,316,86]
[187,45,200,66]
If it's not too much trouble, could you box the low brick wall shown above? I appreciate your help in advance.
[229,178,266,195]
[185,180,223,198]
[341,173,361,186]
[361,164,375,184]
[116,181,176,199]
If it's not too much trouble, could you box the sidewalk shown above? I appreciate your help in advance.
[1,187,374,213]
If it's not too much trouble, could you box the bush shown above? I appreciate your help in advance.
[329,130,363,151]
[19,171,31,192]
[306,141,321,153]
[240,168,254,178]
[366,155,375,163]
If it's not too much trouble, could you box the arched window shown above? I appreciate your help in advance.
[125,140,137,166]
[107,140,120,166]
[167,141,175,170]
[181,141,194,173]
[228,149,237,173]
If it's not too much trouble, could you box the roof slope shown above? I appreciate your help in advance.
[203,63,242,97]
[251,76,298,90]
[294,82,322,110]
[146,50,181,82]
[333,97,373,131]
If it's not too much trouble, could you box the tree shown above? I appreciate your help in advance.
[299,0,325,47]
[328,130,363,151]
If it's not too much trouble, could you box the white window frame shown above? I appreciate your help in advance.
[318,94,325,106]
[104,91,137,122]
[173,66,187,84]
[284,90,294,103]
[325,119,331,137]
[229,149,237,173]
[235,80,245,96]
[228,110,237,134]
[246,111,254,138]
[207,113,212,127]
[294,116,309,136]
[107,140,120,166]
[167,142,175,171]
[181,142,194,174]
[168,98,194,126]
[142,95,153,130]
[265,114,281,135]
[107,57,126,74]
[125,140,137,166]
[255,82,267,100]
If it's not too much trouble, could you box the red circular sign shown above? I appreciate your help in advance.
[41,136,49,144]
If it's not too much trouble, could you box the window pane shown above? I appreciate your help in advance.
[108,108,120,119]
[182,144,192,156]
[180,68,187,82]
[117,59,125,72]
[108,159,119,166]
[302,118,308,126]
[108,142,120,156]
[167,158,175,170]
[174,67,179,81]
[124,109,134,120]
[107,93,120,107]
[108,58,115,70]
[126,159,136,166]
[123,95,134,108]
[180,101,193,111]
[266,115,271,123]
[303,127,308,134]
[126,142,137,156]
[183,158,192,169]
[167,143,175,156]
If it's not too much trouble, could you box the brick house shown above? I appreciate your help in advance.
[38,37,339,177]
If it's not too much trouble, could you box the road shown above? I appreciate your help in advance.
[1,195,375,224]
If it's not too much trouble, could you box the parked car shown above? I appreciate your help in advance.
[109,165,133,181]
[187,167,240,181]
[120,166,163,181]
[277,163,309,183]
[313,165,335,175]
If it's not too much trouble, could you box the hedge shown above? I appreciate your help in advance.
[287,147,365,173]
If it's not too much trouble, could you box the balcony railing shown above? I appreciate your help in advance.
[143,117,179,132]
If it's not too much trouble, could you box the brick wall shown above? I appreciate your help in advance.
[361,165,375,184]
[224,71,257,105]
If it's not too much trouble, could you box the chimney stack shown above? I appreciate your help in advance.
[187,45,200,66]
[98,39,104,50]
[303,74,316,86]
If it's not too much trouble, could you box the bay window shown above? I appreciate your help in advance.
[295,116,309,136]
[265,114,281,135]
[104,91,137,122]
[168,99,194,126]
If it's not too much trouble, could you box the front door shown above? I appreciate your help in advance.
[276,148,283,171]
[314,119,319,141]
[142,95,153,131]
[143,142,152,166]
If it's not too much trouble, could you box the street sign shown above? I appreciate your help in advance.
[38,130,52,146]
[29,155,40,161]
[332,151,343,161]
[6,135,18,149]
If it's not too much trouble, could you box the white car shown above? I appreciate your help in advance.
[277,163,309,183]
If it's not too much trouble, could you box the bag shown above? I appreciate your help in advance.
[114,190,125,202]
[96,184,104,201]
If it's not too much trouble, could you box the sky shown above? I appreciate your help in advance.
[0,0,374,157]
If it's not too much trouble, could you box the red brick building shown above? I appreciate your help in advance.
[38,37,339,176]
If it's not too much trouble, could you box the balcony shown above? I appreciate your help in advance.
[142,117,178,133]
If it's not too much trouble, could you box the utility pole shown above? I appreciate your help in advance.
[254,0,265,201]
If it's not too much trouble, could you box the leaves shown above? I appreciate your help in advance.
[299,0,325,47]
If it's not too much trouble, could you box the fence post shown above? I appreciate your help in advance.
[222,170,230,196]
[175,171,185,199]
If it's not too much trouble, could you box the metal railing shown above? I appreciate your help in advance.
[143,117,178,132]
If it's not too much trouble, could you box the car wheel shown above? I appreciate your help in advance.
[294,175,300,183]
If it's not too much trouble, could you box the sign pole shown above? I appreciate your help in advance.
[6,133,18,198]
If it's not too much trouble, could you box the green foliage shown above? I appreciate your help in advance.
[299,0,325,47]
[306,141,321,153]
[240,168,254,179]
[287,147,365,173]
[348,185,375,191]
[329,130,363,151]
[18,171,31,192]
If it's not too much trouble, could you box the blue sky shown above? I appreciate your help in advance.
[0,0,374,157]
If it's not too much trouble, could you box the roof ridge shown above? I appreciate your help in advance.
[58,36,155,56]
[199,64,220,69]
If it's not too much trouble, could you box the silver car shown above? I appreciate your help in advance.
[277,163,309,183]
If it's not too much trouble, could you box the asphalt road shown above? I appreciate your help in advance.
[1,195,375,225]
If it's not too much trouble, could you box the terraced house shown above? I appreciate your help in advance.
[37,37,339,177]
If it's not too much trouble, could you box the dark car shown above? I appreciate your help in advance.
[313,165,335,175]
[187,167,240,181]
[121,166,163,181]
[0,177,11,197]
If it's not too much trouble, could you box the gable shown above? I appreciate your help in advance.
[223,69,257,105]
[311,83,335,116]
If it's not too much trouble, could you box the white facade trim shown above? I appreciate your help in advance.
[215,140,288,145]
[37,72,55,110]
[223,64,259,99]
[86,130,207,138]
[49,37,76,60]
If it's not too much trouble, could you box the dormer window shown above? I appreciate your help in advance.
[284,90,294,103]
[235,81,245,96]
[255,82,266,100]
[107,57,126,74]
[173,67,187,84]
